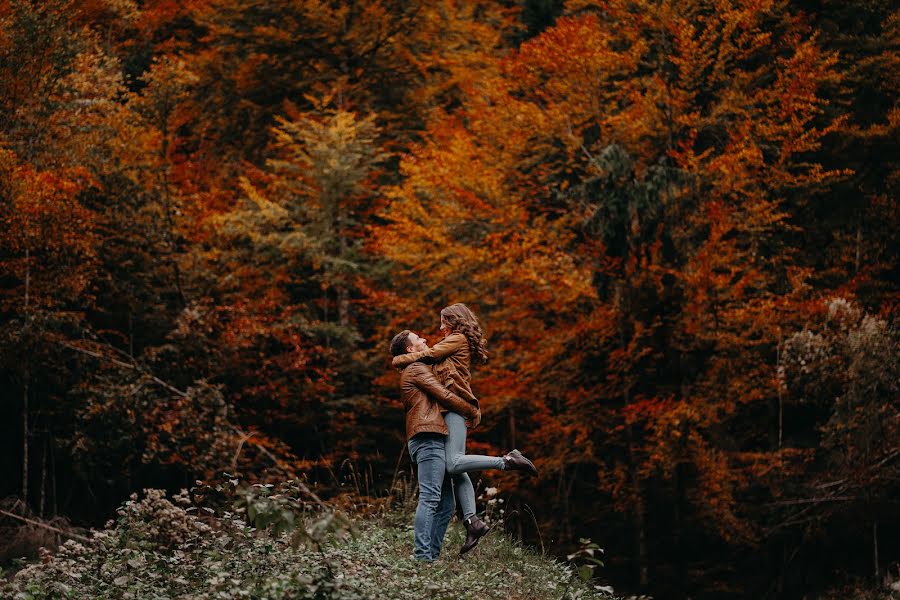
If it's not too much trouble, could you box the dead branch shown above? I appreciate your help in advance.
[0,508,92,544]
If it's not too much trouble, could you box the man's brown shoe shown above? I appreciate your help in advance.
[502,449,538,476]
[460,516,490,555]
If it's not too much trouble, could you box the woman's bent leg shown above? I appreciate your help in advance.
[444,412,505,475]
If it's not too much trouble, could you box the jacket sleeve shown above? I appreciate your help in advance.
[391,334,467,368]
[408,364,478,418]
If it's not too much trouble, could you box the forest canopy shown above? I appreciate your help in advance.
[0,1,897,598]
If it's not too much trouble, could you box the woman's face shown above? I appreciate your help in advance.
[439,314,451,336]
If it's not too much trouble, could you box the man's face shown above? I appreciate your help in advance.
[406,332,428,353]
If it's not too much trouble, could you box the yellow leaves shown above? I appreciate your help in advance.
[378,127,593,309]
[511,14,636,131]
[403,0,513,107]
[131,55,200,125]
[238,176,288,221]
[774,36,839,119]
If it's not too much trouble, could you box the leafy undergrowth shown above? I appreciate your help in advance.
[2,482,619,600]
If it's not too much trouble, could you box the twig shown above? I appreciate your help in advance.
[60,341,188,398]
[231,430,254,472]
[769,496,857,506]
[388,442,407,500]
[523,503,545,557]
[0,509,92,544]
[221,425,330,509]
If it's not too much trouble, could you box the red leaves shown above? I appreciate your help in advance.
[0,150,98,310]
[621,395,676,426]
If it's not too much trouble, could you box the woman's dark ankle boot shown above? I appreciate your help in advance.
[502,449,538,476]
[460,516,490,555]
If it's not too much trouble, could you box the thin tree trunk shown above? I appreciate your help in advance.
[855,219,862,275]
[627,424,649,588]
[39,434,47,517]
[50,434,57,517]
[778,384,784,449]
[508,406,516,450]
[323,294,331,348]
[556,464,564,512]
[873,519,879,579]
[564,468,577,542]
[23,246,30,507]
[22,381,29,506]
[160,169,186,308]
[617,285,648,588]
[775,330,784,451]
[778,542,788,596]
[674,462,686,595]
[337,286,349,329]
[25,247,30,309]
[158,117,186,308]
[128,309,134,357]
[337,213,350,328]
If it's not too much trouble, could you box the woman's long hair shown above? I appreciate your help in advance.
[440,303,488,366]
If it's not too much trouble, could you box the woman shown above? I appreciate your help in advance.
[392,303,537,554]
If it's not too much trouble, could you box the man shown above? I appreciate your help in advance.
[390,329,481,561]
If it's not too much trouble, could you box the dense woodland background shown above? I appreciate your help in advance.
[0,0,897,598]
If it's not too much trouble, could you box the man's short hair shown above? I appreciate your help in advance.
[390,330,412,357]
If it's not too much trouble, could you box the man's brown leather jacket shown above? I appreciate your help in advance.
[400,362,479,441]
[392,332,478,405]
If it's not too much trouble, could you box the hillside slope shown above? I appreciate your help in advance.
[3,486,618,600]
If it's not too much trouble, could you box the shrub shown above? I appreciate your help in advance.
[3,478,620,599]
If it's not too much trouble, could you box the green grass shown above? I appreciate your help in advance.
[314,517,613,600]
[2,486,618,600]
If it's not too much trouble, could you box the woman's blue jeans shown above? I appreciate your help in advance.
[407,433,455,561]
[444,411,505,520]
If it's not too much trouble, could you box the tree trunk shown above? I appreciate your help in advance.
[627,424,649,588]
[158,119,186,309]
[508,406,517,450]
[50,434,57,517]
[160,170,186,308]
[128,309,134,357]
[337,213,350,329]
[674,462,686,595]
[39,434,47,517]
[772,331,784,451]
[22,380,29,506]
[23,247,31,506]
[873,519,880,579]
[25,247,30,309]
[337,285,349,329]
[855,219,862,275]
[564,467,577,542]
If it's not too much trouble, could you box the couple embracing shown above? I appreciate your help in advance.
[389,303,537,561]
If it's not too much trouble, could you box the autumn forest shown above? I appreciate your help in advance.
[0,0,897,598]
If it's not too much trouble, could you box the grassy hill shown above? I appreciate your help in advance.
[2,483,620,600]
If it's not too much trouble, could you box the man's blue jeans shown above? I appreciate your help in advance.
[408,433,455,561]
